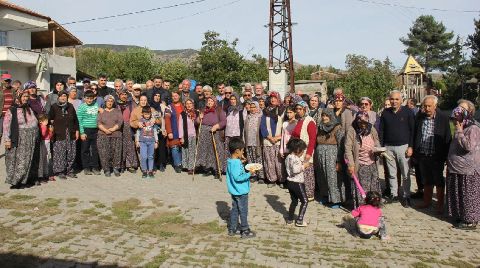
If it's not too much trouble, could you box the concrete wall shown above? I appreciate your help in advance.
[0,61,31,83]
[7,29,31,50]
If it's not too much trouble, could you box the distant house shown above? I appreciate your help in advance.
[0,1,82,92]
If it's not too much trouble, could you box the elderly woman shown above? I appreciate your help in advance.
[244,101,265,182]
[309,94,323,125]
[260,92,284,185]
[49,91,79,179]
[117,90,138,173]
[291,101,317,201]
[24,81,46,117]
[68,87,82,111]
[358,97,377,126]
[149,92,168,172]
[345,111,382,208]
[446,100,480,229]
[314,109,344,207]
[224,93,244,170]
[180,99,197,174]
[97,95,123,177]
[196,97,226,179]
[3,91,39,189]
[165,91,184,173]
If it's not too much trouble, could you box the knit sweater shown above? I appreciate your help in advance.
[77,102,99,134]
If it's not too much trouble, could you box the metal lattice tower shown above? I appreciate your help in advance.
[268,0,294,93]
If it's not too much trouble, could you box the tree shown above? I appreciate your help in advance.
[400,15,454,73]
[329,54,396,111]
[295,65,320,80]
[120,48,158,82]
[157,59,193,86]
[467,17,480,79]
[76,48,122,78]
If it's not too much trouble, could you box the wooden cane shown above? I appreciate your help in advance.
[211,130,222,182]
[192,116,203,181]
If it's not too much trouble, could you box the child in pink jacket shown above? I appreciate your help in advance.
[351,191,390,240]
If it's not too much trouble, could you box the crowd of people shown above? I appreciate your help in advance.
[0,72,479,236]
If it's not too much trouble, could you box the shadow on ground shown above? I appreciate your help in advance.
[0,252,123,268]
[215,200,230,223]
[264,194,289,219]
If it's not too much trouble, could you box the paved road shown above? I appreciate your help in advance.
[0,159,479,267]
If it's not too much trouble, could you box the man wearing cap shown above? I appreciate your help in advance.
[0,73,15,141]
[131,84,142,108]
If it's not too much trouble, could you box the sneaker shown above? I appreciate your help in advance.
[148,171,154,178]
[128,167,137,174]
[142,172,148,179]
[308,197,315,202]
[104,171,111,177]
[330,203,341,209]
[286,219,294,226]
[228,229,240,236]
[295,221,308,227]
[58,174,67,180]
[84,169,93,175]
[66,173,77,178]
[240,229,256,239]
[174,166,181,173]
[113,169,121,177]
[92,169,102,175]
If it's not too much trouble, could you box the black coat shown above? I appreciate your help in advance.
[413,109,451,162]
[48,102,79,141]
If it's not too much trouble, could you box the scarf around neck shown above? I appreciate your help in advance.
[317,108,339,133]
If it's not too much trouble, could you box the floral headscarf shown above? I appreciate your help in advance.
[451,106,480,128]
[264,91,284,121]
[352,111,372,137]
[204,96,217,114]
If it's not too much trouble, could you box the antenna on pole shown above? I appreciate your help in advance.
[268,0,295,95]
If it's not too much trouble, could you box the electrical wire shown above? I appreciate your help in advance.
[71,0,242,33]
[351,0,479,13]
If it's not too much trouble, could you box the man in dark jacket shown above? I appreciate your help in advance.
[413,95,451,213]
[97,74,114,98]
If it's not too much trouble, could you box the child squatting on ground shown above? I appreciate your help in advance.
[343,191,390,240]
[285,138,310,227]
[135,106,159,178]
[226,137,256,239]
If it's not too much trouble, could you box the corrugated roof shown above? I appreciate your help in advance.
[400,55,425,74]
[0,0,50,20]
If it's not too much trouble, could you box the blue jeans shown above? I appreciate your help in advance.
[171,146,182,167]
[229,194,249,232]
[139,141,155,171]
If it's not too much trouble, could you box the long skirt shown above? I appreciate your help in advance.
[315,144,345,203]
[121,123,138,169]
[304,165,315,199]
[446,172,480,223]
[182,136,196,171]
[53,130,77,175]
[5,127,39,186]
[196,125,225,173]
[38,140,52,178]
[263,145,285,183]
[352,163,381,208]
[97,135,122,171]
[246,146,264,179]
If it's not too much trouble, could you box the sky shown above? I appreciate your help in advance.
[8,0,479,70]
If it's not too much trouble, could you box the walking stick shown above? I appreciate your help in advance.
[211,131,222,182]
[192,117,203,181]
[345,158,366,198]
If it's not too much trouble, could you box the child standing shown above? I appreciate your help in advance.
[135,106,159,178]
[77,90,101,175]
[38,114,53,182]
[350,191,389,240]
[285,138,310,227]
[226,137,256,239]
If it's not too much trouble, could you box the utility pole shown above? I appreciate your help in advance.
[268,0,295,95]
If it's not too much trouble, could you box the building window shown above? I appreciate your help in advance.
[0,31,7,46]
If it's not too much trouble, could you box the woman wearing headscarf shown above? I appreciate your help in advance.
[117,90,139,173]
[309,94,323,125]
[292,101,317,200]
[446,100,480,229]
[149,92,168,172]
[244,101,265,182]
[180,98,197,174]
[345,111,381,208]
[314,108,344,207]
[196,96,226,179]
[97,95,123,177]
[3,90,39,188]
[224,93,245,170]
[49,91,79,179]
[165,91,184,173]
[260,92,284,185]
[24,81,46,117]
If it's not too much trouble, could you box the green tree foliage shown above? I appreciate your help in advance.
[295,65,320,80]
[467,17,480,79]
[121,48,158,82]
[76,48,122,78]
[157,59,193,86]
[400,15,454,73]
[330,54,396,111]
[194,31,267,91]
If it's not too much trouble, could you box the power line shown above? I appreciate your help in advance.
[62,0,207,25]
[351,0,480,13]
[2,0,208,32]
[71,0,242,33]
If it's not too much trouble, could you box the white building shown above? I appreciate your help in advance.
[0,1,82,93]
